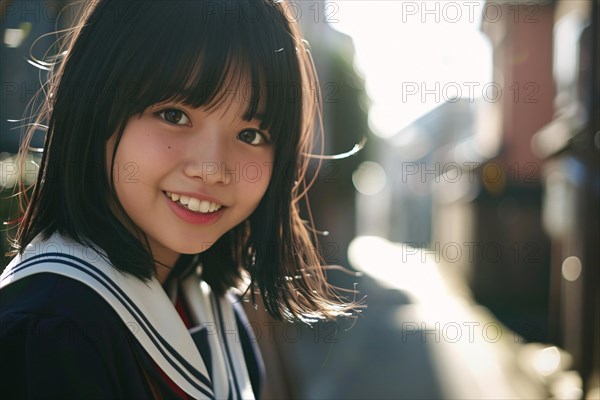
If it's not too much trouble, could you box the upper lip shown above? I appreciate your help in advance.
[164,190,226,206]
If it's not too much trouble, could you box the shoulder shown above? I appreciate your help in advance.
[2,272,122,326]
[1,272,140,357]
[0,273,151,399]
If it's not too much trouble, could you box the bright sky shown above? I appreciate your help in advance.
[328,0,493,138]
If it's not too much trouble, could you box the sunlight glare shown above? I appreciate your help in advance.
[329,1,492,138]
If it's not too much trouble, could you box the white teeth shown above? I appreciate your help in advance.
[199,200,210,213]
[187,198,200,211]
[179,195,190,205]
[166,191,222,214]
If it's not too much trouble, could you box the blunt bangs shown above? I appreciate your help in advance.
[16,0,360,322]
[100,0,303,141]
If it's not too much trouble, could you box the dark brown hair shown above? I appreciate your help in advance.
[14,0,358,322]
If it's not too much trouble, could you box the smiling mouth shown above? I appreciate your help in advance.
[164,191,223,214]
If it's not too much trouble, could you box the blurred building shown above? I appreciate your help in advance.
[533,0,599,394]
[382,99,475,245]
[434,0,599,395]
[470,0,556,344]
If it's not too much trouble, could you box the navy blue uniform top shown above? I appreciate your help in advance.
[0,273,263,399]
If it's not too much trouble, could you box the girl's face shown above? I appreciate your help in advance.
[106,97,274,269]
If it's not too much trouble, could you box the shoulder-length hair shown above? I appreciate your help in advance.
[14,0,357,322]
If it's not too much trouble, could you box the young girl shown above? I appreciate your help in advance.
[0,1,357,398]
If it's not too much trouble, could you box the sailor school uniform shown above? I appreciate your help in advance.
[0,233,264,399]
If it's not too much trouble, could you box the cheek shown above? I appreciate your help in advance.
[252,157,274,194]
[242,163,271,188]
[233,147,273,187]
[111,126,179,182]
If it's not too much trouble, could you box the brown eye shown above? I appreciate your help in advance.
[158,109,190,125]
[237,129,269,146]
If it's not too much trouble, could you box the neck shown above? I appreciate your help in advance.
[156,262,173,284]
[147,242,180,284]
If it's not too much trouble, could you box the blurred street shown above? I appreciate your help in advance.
[265,236,579,399]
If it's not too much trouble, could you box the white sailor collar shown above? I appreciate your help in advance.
[0,233,215,399]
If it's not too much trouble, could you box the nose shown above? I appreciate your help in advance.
[182,127,231,185]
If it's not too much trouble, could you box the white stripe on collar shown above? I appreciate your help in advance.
[0,233,214,399]
[181,278,255,400]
